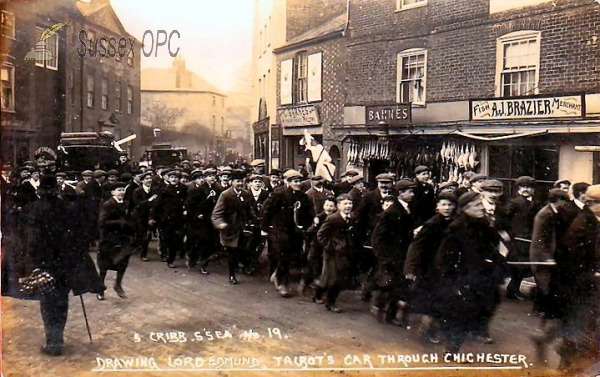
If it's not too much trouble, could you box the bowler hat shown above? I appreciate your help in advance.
[231,169,246,181]
[311,175,324,181]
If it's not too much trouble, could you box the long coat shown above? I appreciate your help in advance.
[434,214,505,322]
[306,187,334,216]
[261,186,312,246]
[404,213,453,314]
[354,188,390,243]
[371,201,414,292]
[211,187,255,248]
[2,193,101,299]
[551,206,599,321]
[131,185,158,233]
[98,197,135,271]
[316,212,359,288]
[505,196,543,261]
[185,183,222,241]
[409,181,436,227]
[529,204,560,295]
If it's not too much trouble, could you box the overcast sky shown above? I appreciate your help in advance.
[111,0,254,93]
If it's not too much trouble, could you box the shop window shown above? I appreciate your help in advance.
[397,49,427,105]
[488,144,558,197]
[101,78,108,110]
[396,0,427,11]
[1,64,15,112]
[1,11,15,39]
[294,51,308,104]
[496,31,540,97]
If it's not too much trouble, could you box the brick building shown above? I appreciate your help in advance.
[274,13,347,175]
[251,0,347,171]
[340,0,600,191]
[0,0,141,165]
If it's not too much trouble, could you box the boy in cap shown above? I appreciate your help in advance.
[411,166,436,227]
[131,171,158,262]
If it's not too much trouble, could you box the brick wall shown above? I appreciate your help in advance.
[286,0,347,41]
[347,0,600,105]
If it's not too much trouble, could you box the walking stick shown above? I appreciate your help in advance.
[79,295,93,344]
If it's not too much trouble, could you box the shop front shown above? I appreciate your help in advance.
[278,104,322,170]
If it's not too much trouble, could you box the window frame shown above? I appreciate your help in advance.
[35,26,59,70]
[294,51,308,104]
[1,11,16,39]
[1,63,15,112]
[495,30,541,98]
[115,81,121,112]
[86,74,95,108]
[396,0,427,11]
[396,48,427,106]
[127,85,133,114]
[101,78,108,110]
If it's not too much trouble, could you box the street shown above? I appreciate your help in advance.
[2,241,573,377]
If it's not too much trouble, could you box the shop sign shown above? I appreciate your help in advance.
[470,94,585,121]
[278,105,320,128]
[365,104,411,126]
[252,117,270,134]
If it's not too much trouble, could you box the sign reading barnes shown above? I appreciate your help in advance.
[470,95,585,121]
[278,106,320,128]
[366,104,411,126]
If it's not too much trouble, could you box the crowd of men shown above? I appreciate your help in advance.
[1,158,598,369]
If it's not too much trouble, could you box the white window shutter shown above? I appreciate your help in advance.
[280,59,293,105]
[307,52,322,102]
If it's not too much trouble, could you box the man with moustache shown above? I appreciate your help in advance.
[266,169,283,193]
[131,171,159,262]
[245,174,270,274]
[211,170,256,284]
[261,169,312,297]
[333,170,360,196]
[306,175,334,216]
[505,176,543,300]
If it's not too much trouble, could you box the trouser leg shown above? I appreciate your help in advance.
[39,288,69,347]
[227,247,238,277]
[115,270,126,288]
[327,285,341,306]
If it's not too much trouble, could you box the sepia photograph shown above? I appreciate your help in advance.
[1,0,599,376]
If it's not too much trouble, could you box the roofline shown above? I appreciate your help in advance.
[273,30,345,54]
[141,89,227,97]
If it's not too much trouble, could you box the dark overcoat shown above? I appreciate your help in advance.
[409,180,436,227]
[316,212,359,288]
[131,185,159,233]
[529,204,559,295]
[185,183,222,241]
[211,187,256,248]
[434,214,505,322]
[261,186,312,246]
[98,197,135,271]
[371,201,414,293]
[306,187,334,216]
[3,192,101,299]
[505,195,542,261]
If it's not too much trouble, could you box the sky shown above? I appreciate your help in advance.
[111,0,254,93]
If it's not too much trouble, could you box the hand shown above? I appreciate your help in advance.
[148,219,156,227]
[197,214,204,219]
[149,194,158,202]
[217,223,228,230]
[183,210,187,216]
[260,230,268,237]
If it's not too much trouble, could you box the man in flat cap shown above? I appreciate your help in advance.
[505,176,542,300]
[102,169,120,201]
[435,191,506,353]
[306,175,334,216]
[81,170,106,250]
[245,174,270,274]
[553,179,571,193]
[55,172,76,201]
[438,181,458,195]
[261,169,312,297]
[131,171,159,262]
[333,169,359,196]
[347,174,366,203]
[469,173,488,194]
[250,159,266,175]
[266,169,283,193]
[211,170,256,285]
[193,167,223,274]
[75,170,93,196]
[410,166,436,227]
[184,169,207,267]
[480,179,509,232]
[371,178,416,326]
[152,170,187,268]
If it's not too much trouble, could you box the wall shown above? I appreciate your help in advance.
[559,143,594,184]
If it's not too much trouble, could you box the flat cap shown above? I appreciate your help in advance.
[437,192,458,204]
[469,173,488,183]
[203,168,217,176]
[439,181,458,191]
[55,172,67,178]
[92,169,106,178]
[249,174,264,182]
[119,173,132,182]
[395,178,417,191]
[19,166,34,173]
[81,170,93,177]
[311,175,324,181]
[191,169,204,179]
[584,184,600,201]
[553,179,571,188]
[515,176,535,186]
[375,173,394,182]
[165,169,181,177]
[111,181,128,189]
[480,179,504,191]
[139,171,154,180]
[107,169,119,177]
[283,169,303,181]
[414,165,430,175]
[341,169,360,178]
[458,191,481,210]
[250,159,265,167]
[349,174,364,185]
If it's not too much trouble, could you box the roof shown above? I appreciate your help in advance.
[141,67,224,95]
[275,13,346,52]
[75,0,137,40]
